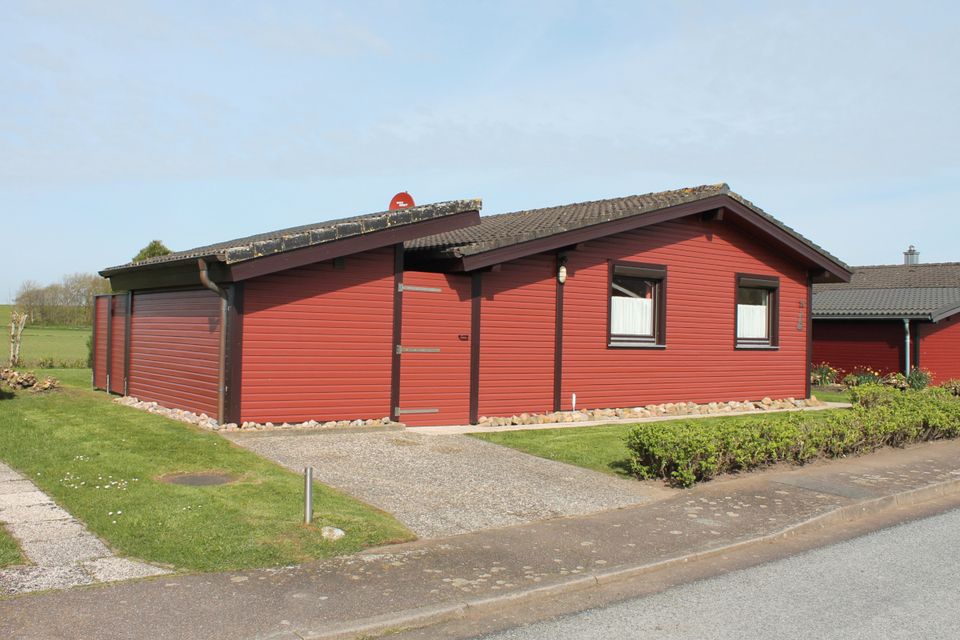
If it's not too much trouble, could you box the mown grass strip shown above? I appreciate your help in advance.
[0,527,23,567]
[0,384,412,572]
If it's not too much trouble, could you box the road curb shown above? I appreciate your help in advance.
[294,474,960,640]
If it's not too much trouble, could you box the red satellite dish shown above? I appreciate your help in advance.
[389,192,415,210]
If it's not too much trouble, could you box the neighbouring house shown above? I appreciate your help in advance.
[94,184,850,427]
[812,250,960,384]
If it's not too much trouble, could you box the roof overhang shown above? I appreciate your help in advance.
[420,194,852,282]
[105,207,480,292]
[811,314,932,321]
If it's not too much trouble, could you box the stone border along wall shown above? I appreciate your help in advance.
[113,395,828,432]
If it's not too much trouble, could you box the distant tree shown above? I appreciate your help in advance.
[14,274,110,327]
[133,240,172,262]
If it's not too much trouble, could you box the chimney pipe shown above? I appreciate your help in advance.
[903,245,919,265]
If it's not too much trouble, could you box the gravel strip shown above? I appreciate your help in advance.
[226,431,665,538]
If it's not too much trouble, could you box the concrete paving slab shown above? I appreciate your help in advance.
[0,565,95,596]
[0,502,71,524]
[28,536,113,567]
[81,557,171,582]
[0,480,38,495]
[0,469,25,482]
[5,520,90,542]
[0,490,54,508]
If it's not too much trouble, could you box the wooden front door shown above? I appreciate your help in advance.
[397,271,472,426]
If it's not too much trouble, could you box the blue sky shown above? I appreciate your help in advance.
[2,1,958,302]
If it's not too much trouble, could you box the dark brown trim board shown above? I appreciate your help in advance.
[123,291,132,396]
[222,283,244,425]
[470,272,482,424]
[390,244,404,423]
[456,195,850,282]
[229,210,480,281]
[553,253,565,412]
[105,294,113,393]
[734,273,780,349]
[91,295,101,389]
[607,260,668,348]
[806,273,813,399]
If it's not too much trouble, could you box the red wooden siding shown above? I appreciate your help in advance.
[557,217,810,409]
[109,295,127,395]
[93,296,109,389]
[241,247,394,424]
[919,313,960,384]
[811,320,905,376]
[478,255,556,417]
[398,271,472,426]
[127,289,221,418]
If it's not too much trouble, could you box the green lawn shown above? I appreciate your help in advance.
[0,383,413,572]
[1,304,90,368]
[471,410,846,480]
[0,528,23,567]
[812,387,851,403]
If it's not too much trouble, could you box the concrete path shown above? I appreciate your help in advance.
[224,430,666,538]
[2,439,960,640]
[0,462,170,595]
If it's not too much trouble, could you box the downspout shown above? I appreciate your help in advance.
[903,318,911,376]
[198,259,228,424]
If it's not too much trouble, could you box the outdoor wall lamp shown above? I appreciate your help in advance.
[557,256,568,284]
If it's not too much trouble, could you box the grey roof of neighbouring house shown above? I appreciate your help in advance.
[813,263,960,321]
[406,183,849,275]
[101,199,482,276]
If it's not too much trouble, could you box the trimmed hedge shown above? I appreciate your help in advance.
[625,384,960,487]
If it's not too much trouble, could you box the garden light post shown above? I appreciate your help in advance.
[304,467,314,524]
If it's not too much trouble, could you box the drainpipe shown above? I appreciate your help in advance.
[198,259,228,424]
[903,318,911,376]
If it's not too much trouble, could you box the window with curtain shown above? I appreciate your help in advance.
[736,275,779,347]
[609,263,666,347]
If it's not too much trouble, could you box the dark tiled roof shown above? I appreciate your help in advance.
[813,263,960,320]
[813,287,960,320]
[406,183,848,272]
[813,263,960,290]
[101,199,481,275]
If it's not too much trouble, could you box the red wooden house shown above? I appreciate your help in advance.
[812,259,960,383]
[94,184,851,427]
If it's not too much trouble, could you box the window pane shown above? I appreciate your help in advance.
[611,274,656,338]
[737,303,768,339]
[612,296,653,336]
[737,287,768,306]
[736,287,769,340]
[612,275,654,299]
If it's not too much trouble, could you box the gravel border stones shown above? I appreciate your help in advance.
[114,394,825,433]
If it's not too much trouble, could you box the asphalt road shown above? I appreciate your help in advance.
[477,507,960,640]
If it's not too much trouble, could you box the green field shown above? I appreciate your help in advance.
[1,304,90,368]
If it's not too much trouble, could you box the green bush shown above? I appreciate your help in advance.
[625,384,960,487]
[940,380,960,397]
[907,368,932,390]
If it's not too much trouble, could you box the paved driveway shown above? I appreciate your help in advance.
[224,430,664,538]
